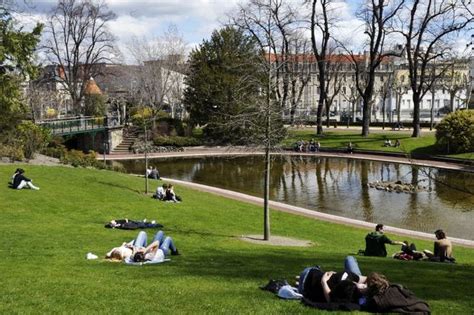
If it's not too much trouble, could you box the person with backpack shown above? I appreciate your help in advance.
[364,224,404,257]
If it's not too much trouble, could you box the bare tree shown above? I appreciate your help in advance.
[392,0,473,137]
[305,0,343,134]
[345,0,404,136]
[324,57,344,128]
[43,0,116,115]
[127,25,187,121]
[232,0,312,126]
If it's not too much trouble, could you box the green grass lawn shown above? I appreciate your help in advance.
[283,129,473,160]
[1,165,474,314]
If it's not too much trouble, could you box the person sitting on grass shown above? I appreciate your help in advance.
[164,184,181,202]
[154,183,168,200]
[347,142,354,154]
[363,224,404,257]
[423,229,455,263]
[12,168,40,190]
[394,139,401,147]
[125,230,179,265]
[383,139,392,147]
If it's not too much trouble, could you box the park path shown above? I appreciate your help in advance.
[103,147,474,247]
[103,146,474,173]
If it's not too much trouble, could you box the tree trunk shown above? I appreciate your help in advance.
[316,97,324,135]
[361,95,371,137]
[429,89,435,131]
[411,95,421,137]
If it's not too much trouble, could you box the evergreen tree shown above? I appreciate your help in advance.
[184,26,264,144]
[0,8,42,132]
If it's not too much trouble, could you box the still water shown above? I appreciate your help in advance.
[111,155,474,240]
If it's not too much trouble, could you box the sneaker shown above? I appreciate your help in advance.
[171,249,180,256]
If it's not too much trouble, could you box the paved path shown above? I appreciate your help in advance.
[105,147,474,247]
[103,147,474,173]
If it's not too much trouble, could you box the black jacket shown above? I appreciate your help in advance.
[12,174,31,189]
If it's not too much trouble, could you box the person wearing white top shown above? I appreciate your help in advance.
[124,230,179,265]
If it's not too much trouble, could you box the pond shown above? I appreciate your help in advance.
[110,155,474,240]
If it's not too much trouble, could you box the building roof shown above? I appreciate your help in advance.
[84,77,102,95]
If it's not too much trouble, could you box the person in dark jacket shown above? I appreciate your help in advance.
[364,224,404,257]
[12,169,40,190]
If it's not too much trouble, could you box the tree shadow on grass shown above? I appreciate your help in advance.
[97,181,142,194]
[171,250,474,306]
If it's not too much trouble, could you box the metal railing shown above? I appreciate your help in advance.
[37,116,110,135]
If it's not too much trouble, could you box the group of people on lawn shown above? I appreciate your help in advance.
[291,223,453,312]
[8,167,453,312]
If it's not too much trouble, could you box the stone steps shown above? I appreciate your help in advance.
[111,136,137,154]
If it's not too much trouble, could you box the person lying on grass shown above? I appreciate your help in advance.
[297,256,430,313]
[105,230,179,264]
[298,256,368,304]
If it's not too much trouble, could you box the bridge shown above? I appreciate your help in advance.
[36,116,125,154]
[36,116,121,136]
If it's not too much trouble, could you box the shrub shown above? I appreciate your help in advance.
[15,121,50,159]
[152,135,202,147]
[61,150,98,167]
[435,110,474,154]
[0,145,24,161]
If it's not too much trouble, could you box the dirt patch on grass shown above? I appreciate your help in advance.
[240,234,313,247]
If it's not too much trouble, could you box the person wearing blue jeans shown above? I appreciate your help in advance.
[298,256,363,293]
[133,230,178,256]
[126,230,179,264]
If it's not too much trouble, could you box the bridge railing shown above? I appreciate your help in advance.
[37,116,109,135]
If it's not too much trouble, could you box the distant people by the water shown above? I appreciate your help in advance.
[383,139,392,147]
[147,166,160,179]
[363,224,404,257]
[394,139,401,147]
[11,168,40,190]
[347,142,354,154]
[424,229,455,263]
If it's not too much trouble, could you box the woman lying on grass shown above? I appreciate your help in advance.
[105,230,179,264]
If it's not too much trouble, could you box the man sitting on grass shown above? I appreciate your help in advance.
[364,224,404,257]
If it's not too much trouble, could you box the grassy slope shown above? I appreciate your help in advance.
[283,130,474,160]
[1,165,473,314]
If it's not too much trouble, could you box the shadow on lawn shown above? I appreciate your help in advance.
[97,181,142,194]
[172,250,474,304]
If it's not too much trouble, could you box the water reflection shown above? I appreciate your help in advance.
[111,155,474,240]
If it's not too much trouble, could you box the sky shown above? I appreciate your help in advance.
[13,0,473,64]
[16,0,243,63]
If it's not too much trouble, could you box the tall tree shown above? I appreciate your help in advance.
[185,26,286,240]
[232,0,312,126]
[345,0,404,136]
[392,0,473,137]
[305,0,341,134]
[0,7,42,132]
[43,0,116,115]
[184,27,263,143]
